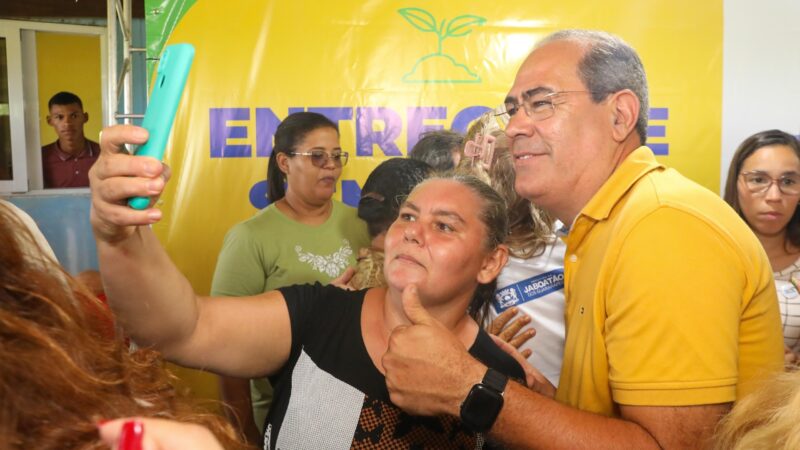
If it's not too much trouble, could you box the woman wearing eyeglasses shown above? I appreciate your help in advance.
[210,111,369,443]
[724,129,800,366]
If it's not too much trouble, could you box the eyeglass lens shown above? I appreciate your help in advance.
[743,172,800,195]
[501,93,557,121]
[309,151,347,167]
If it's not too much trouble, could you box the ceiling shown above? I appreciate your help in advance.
[0,0,144,20]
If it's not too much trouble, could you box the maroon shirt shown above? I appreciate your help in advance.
[41,139,100,188]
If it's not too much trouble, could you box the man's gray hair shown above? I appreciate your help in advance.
[538,30,649,144]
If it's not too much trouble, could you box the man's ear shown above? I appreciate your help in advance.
[83,112,89,124]
[276,152,291,175]
[609,89,639,143]
[46,115,53,126]
[477,244,509,285]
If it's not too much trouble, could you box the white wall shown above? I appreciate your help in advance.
[721,0,800,193]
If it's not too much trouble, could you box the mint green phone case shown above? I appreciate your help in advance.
[128,43,195,210]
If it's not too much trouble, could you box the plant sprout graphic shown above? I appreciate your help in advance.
[398,7,486,83]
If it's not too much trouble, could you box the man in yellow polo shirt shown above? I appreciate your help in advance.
[382,29,784,449]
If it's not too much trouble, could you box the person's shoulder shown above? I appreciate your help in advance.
[633,167,733,219]
[278,282,367,313]
[620,168,754,244]
[609,192,772,297]
[41,141,58,157]
[232,205,282,230]
[331,199,358,216]
[331,200,370,239]
[469,329,526,381]
[219,210,277,249]
[87,139,101,157]
[333,199,367,220]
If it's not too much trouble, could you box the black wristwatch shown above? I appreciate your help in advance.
[459,367,508,433]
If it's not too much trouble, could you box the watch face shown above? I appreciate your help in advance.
[461,384,504,432]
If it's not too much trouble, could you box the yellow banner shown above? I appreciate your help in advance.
[154,0,722,297]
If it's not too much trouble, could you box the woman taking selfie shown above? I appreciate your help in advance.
[89,124,524,449]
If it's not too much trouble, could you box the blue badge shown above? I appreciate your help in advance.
[493,269,564,313]
[780,282,799,300]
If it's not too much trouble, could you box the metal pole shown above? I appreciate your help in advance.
[122,0,132,125]
[106,0,117,125]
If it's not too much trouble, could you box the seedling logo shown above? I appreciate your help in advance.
[398,7,486,83]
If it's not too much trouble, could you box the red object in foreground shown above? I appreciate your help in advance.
[118,420,144,450]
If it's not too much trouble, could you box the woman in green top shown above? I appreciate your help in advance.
[210,112,369,444]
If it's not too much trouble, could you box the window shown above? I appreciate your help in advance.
[0,20,108,194]
[1,37,11,182]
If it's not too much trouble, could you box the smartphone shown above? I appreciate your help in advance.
[128,43,195,210]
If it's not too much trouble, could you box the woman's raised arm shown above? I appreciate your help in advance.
[90,124,291,377]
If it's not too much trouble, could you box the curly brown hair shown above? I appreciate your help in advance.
[0,203,253,450]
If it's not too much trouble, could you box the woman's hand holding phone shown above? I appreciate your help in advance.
[89,125,171,244]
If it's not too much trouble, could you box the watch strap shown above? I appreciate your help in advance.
[482,367,508,394]
[459,367,508,433]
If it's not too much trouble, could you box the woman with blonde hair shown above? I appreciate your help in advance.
[456,110,567,386]
[712,369,800,449]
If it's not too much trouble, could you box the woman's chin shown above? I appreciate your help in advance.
[315,191,336,202]
[753,223,790,238]
[315,181,338,197]
[385,273,423,293]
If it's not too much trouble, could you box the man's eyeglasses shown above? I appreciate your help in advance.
[740,170,800,195]
[498,90,604,122]
[289,150,349,167]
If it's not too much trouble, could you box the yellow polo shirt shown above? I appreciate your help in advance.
[555,146,783,415]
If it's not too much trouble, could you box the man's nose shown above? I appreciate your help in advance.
[504,111,535,140]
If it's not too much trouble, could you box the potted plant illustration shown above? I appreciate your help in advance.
[398,7,486,83]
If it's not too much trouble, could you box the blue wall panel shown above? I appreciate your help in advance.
[7,193,98,274]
